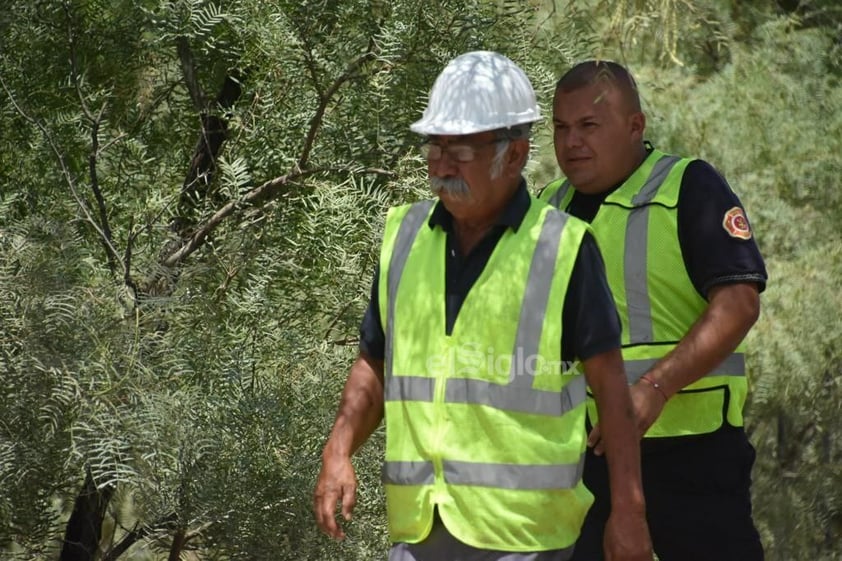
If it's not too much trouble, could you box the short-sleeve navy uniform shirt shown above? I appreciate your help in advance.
[563,154,767,297]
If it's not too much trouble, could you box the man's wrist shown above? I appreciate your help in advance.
[608,482,647,514]
[322,425,355,461]
[639,373,668,401]
[609,497,647,516]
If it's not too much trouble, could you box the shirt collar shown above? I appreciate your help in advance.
[428,178,531,233]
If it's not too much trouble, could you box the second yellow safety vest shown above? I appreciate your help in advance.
[540,150,748,437]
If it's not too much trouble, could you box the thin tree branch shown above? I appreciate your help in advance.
[123,217,138,302]
[98,132,128,156]
[0,75,125,276]
[62,0,94,124]
[101,514,179,561]
[298,42,378,170]
[214,264,241,299]
[101,523,148,561]
[184,521,213,541]
[176,36,206,110]
[301,41,325,104]
[161,166,394,267]
[61,0,121,275]
[162,168,314,267]
[88,102,118,275]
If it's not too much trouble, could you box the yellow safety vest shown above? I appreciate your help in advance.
[540,150,748,437]
[378,197,592,551]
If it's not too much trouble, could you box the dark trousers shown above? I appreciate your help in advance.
[389,511,574,561]
[570,425,764,561]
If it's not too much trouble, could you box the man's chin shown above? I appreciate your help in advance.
[559,170,595,192]
[560,165,586,180]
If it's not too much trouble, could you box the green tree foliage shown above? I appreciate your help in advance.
[0,1,589,559]
[2,0,841,559]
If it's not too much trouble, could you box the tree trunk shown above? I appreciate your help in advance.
[167,527,187,561]
[59,468,115,561]
[177,72,244,228]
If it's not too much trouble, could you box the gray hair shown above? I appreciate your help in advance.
[490,140,510,179]
[490,120,534,177]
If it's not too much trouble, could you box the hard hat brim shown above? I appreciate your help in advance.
[409,113,541,137]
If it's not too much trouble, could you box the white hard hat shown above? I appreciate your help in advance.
[410,51,541,136]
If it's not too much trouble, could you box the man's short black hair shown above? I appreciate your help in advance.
[555,60,642,112]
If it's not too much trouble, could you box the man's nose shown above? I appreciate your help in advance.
[562,127,584,148]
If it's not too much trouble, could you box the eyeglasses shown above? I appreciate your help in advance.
[419,139,503,163]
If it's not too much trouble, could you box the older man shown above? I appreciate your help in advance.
[314,51,652,561]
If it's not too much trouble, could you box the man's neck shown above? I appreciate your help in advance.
[591,144,650,197]
[452,219,496,256]
[445,179,522,255]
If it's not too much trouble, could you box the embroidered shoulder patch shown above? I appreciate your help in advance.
[722,206,752,240]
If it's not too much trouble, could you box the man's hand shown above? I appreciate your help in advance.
[313,454,358,540]
[603,509,654,561]
[312,353,384,539]
[583,349,651,557]
[588,381,667,455]
[629,379,667,437]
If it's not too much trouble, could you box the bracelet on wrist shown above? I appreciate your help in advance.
[640,374,668,402]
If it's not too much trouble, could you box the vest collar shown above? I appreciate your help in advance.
[603,146,676,207]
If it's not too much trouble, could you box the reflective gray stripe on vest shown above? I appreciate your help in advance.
[383,456,584,490]
[384,201,435,378]
[624,155,681,344]
[445,376,585,417]
[384,210,584,417]
[443,458,584,490]
[509,211,567,383]
[624,352,746,384]
[385,375,435,401]
[382,460,435,485]
[631,155,682,206]
[548,180,572,209]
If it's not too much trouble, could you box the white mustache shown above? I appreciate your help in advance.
[430,176,470,198]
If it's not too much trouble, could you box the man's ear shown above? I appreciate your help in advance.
[629,111,646,142]
[505,138,530,178]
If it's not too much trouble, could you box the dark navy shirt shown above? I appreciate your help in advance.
[563,153,767,298]
[359,181,621,363]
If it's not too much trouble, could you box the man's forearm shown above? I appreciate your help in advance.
[583,349,646,511]
[645,282,760,398]
[323,353,385,460]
